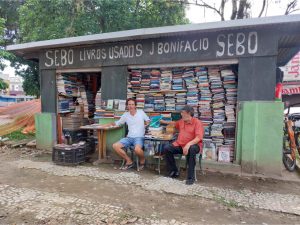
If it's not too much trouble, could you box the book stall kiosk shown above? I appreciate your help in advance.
[8,15,300,176]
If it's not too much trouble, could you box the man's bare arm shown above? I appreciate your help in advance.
[160,120,176,126]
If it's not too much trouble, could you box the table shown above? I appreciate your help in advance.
[144,135,176,174]
[80,124,121,163]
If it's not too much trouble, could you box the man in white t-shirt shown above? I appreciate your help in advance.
[112,98,150,170]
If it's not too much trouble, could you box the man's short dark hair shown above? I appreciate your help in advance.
[182,105,194,117]
[126,98,137,106]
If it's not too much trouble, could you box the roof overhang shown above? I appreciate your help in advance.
[6,14,300,66]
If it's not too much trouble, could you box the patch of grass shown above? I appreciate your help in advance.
[3,130,34,141]
[213,195,239,208]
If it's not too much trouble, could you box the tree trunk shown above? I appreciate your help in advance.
[237,0,248,19]
[230,0,238,20]
[258,0,266,17]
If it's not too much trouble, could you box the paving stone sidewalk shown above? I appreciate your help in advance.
[0,184,188,225]
[13,160,300,216]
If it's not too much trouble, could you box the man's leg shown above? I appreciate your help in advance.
[134,145,145,165]
[112,138,132,165]
[187,144,200,180]
[164,144,183,175]
[133,138,145,165]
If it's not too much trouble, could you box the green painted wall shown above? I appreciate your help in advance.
[35,113,57,151]
[236,101,284,177]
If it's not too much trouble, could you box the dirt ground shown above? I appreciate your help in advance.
[0,146,300,224]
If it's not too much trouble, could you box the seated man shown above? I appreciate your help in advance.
[112,98,150,170]
[161,105,204,185]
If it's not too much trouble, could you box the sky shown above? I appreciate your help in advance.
[186,0,300,23]
[2,0,300,77]
[3,61,15,77]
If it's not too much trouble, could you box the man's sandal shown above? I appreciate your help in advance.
[139,163,145,171]
[121,163,134,170]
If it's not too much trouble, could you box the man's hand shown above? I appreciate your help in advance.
[183,143,191,156]
[160,119,166,124]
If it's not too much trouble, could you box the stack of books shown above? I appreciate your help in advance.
[153,93,165,111]
[175,92,187,111]
[144,94,155,112]
[197,67,212,128]
[165,92,176,111]
[150,69,161,91]
[172,68,184,90]
[221,68,237,106]
[136,94,145,109]
[160,69,172,91]
[208,67,225,147]
[78,85,89,118]
[141,69,151,91]
[57,74,66,94]
[130,69,142,92]
[184,68,199,117]
[221,67,237,161]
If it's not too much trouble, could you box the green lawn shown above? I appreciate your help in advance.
[3,130,35,141]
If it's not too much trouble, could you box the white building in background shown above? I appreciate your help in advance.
[0,71,24,96]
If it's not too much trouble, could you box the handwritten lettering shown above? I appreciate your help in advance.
[216,32,258,57]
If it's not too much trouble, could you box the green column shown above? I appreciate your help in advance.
[236,101,284,177]
[35,113,57,151]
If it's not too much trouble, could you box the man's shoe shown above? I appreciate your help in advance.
[185,179,195,185]
[168,171,179,178]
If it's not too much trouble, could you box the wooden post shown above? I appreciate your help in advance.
[57,114,63,144]
[102,130,107,159]
[97,129,102,159]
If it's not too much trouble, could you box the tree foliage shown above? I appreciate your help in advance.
[18,0,188,42]
[0,77,9,91]
[0,16,6,71]
[1,0,188,97]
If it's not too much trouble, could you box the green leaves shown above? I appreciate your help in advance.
[18,0,188,41]
[2,0,188,97]
[0,77,9,91]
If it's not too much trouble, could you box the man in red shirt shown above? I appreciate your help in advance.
[161,105,204,185]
